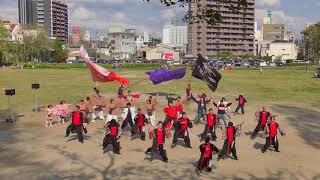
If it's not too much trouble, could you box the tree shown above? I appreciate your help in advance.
[217,50,232,59]
[302,22,320,63]
[144,0,249,25]
[297,52,304,60]
[239,52,253,60]
[0,20,9,64]
[52,39,67,62]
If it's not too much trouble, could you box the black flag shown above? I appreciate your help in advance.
[192,54,222,92]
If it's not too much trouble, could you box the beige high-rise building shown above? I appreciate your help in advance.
[187,0,255,57]
[262,24,285,41]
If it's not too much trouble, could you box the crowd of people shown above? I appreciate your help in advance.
[44,84,286,175]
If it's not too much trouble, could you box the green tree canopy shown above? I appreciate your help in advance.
[144,0,248,25]
[302,22,320,63]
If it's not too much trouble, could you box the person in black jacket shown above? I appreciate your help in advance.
[172,112,193,148]
[191,93,211,122]
[145,121,168,162]
[218,122,238,160]
[196,136,219,175]
[234,95,247,115]
[212,97,232,127]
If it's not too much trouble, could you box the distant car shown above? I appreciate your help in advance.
[315,68,320,78]
[135,60,142,64]
[260,61,267,67]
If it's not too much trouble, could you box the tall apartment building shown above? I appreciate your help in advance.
[188,0,255,57]
[18,0,69,42]
[18,0,34,25]
[162,23,187,48]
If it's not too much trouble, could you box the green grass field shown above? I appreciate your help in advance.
[0,66,319,115]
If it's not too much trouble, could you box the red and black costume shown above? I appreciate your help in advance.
[131,113,148,141]
[66,111,87,143]
[218,125,238,160]
[197,143,219,172]
[163,105,178,129]
[201,113,218,141]
[145,127,168,162]
[234,95,247,114]
[172,116,193,148]
[103,119,121,154]
[252,111,271,138]
[262,121,284,153]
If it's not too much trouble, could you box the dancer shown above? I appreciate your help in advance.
[121,103,136,130]
[145,99,156,126]
[196,136,219,175]
[118,85,124,97]
[191,93,211,122]
[234,95,247,115]
[251,106,271,138]
[163,101,178,132]
[262,116,285,153]
[106,99,118,123]
[92,90,105,120]
[56,101,70,124]
[79,100,89,123]
[85,97,94,123]
[45,105,55,127]
[65,106,87,143]
[103,119,121,154]
[213,97,232,127]
[218,122,238,160]
[145,121,168,162]
[166,94,178,106]
[201,108,219,141]
[123,90,139,103]
[131,108,148,141]
[186,84,192,100]
[172,112,193,148]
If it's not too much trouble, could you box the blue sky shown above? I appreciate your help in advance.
[0,0,319,38]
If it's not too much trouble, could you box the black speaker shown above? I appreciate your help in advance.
[5,89,15,96]
[32,83,40,89]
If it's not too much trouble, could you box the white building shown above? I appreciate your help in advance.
[162,23,187,48]
[135,35,146,50]
[107,26,136,59]
[254,22,263,56]
[266,40,298,61]
[143,32,152,43]
[84,31,91,42]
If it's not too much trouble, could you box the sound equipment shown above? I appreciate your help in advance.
[4,88,16,123]
[5,89,15,96]
[32,83,40,89]
[32,83,40,112]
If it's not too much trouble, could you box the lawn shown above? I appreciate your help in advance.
[0,66,319,179]
[0,66,319,113]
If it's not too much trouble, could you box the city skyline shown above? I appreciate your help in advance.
[0,0,319,38]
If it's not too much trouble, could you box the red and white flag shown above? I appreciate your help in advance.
[80,46,130,86]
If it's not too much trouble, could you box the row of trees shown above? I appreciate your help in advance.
[0,21,67,65]
[215,50,272,61]
[302,22,320,63]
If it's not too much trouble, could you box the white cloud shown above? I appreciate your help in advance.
[112,12,127,21]
[256,0,281,7]
[160,9,176,21]
[0,8,18,23]
[72,7,96,20]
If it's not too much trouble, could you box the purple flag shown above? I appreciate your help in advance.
[146,67,186,85]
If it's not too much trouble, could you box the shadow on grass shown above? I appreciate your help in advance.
[271,105,320,149]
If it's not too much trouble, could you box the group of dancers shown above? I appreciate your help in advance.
[46,85,286,175]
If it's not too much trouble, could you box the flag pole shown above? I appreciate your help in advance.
[124,78,148,90]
